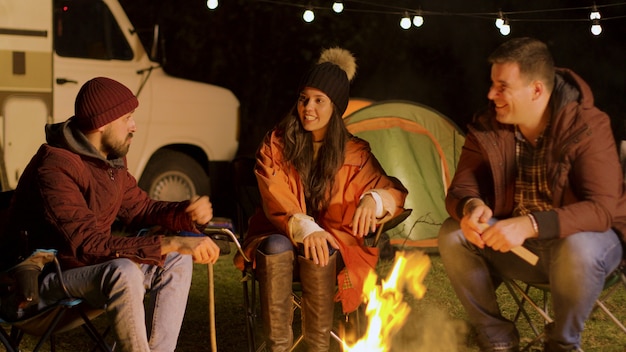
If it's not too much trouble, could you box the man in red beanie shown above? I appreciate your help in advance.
[1,77,220,351]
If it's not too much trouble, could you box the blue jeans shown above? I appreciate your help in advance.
[438,218,623,350]
[38,253,193,352]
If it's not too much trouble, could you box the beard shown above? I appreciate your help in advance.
[102,131,132,159]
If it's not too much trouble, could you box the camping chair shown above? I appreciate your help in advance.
[230,156,412,351]
[0,190,113,352]
[502,263,626,351]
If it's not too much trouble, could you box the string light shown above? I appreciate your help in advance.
[303,7,315,22]
[216,1,626,36]
[400,11,411,29]
[590,4,602,20]
[495,10,505,29]
[413,10,424,27]
[499,18,511,36]
[591,19,603,35]
[590,3,602,35]
[332,1,344,14]
[206,0,218,10]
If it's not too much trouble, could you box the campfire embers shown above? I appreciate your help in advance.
[344,251,431,352]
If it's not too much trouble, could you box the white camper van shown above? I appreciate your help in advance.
[0,0,239,204]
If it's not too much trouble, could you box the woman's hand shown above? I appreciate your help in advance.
[303,231,339,266]
[352,194,378,237]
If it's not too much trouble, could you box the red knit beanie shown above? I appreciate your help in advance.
[74,77,138,131]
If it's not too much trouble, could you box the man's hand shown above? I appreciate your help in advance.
[303,231,339,267]
[162,236,220,264]
[186,195,213,226]
[460,202,492,249]
[480,216,538,252]
[352,194,378,237]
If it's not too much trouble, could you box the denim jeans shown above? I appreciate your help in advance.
[38,253,193,352]
[438,218,623,351]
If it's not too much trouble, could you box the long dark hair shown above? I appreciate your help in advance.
[278,102,351,215]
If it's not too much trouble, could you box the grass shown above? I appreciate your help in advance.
[3,243,626,351]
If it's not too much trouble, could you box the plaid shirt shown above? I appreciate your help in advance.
[513,125,553,216]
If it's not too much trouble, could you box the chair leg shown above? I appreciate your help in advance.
[32,307,71,352]
[0,327,18,352]
[77,309,113,352]
[503,280,551,351]
[592,271,626,334]
[594,300,626,333]
[242,271,257,352]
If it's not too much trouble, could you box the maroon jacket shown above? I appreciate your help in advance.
[2,119,200,270]
[447,68,626,242]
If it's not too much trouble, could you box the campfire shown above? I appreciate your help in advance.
[343,250,431,352]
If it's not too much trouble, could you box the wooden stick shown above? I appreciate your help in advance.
[510,246,539,266]
[477,223,539,266]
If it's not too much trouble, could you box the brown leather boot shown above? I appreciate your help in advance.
[255,250,295,352]
[298,252,337,352]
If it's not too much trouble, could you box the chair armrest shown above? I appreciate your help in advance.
[366,209,413,247]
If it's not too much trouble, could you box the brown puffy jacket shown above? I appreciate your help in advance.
[447,68,626,243]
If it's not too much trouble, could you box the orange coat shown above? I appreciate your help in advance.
[235,129,407,313]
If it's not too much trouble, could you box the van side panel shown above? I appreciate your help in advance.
[0,0,53,189]
[0,51,52,91]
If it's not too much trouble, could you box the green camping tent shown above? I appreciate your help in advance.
[344,100,465,247]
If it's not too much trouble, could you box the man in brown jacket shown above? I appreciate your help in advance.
[1,77,220,352]
[439,38,626,351]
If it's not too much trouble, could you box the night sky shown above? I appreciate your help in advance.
[120,0,626,157]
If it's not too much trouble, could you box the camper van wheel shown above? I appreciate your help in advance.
[139,150,210,201]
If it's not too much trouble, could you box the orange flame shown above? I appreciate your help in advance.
[344,250,431,352]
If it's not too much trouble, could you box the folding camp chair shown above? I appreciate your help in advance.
[230,156,412,351]
[502,263,626,352]
[0,252,113,352]
[0,190,114,352]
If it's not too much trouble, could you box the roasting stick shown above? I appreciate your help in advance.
[477,222,539,266]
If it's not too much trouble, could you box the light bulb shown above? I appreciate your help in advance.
[590,4,601,20]
[413,14,424,27]
[206,0,218,10]
[500,21,510,36]
[400,13,411,30]
[495,11,504,28]
[591,20,602,35]
[303,9,315,23]
[332,1,344,13]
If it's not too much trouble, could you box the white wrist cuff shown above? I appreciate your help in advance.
[361,190,384,218]
[288,213,324,243]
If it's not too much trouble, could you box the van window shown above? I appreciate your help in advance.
[54,0,133,60]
